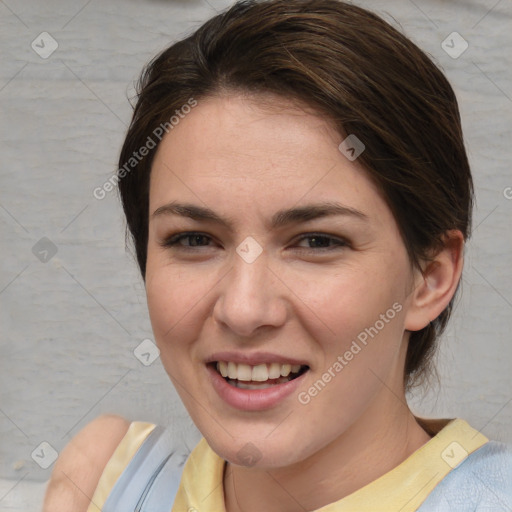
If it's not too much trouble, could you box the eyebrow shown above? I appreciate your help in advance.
[152,201,368,230]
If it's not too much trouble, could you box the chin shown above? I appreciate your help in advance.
[201,427,311,469]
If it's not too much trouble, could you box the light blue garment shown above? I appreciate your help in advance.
[417,441,512,511]
[101,426,512,511]
[101,425,189,512]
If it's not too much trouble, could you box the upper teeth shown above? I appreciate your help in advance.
[216,361,303,381]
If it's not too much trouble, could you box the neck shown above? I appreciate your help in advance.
[223,395,432,512]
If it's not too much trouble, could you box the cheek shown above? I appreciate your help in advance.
[296,261,409,384]
[293,273,407,427]
[293,264,400,337]
[145,260,211,352]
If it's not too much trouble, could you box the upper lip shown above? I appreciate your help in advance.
[205,351,309,367]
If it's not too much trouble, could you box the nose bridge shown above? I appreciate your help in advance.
[227,234,270,296]
[232,246,268,296]
[214,243,285,336]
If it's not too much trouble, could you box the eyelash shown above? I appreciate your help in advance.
[159,231,349,253]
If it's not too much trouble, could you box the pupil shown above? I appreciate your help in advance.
[311,236,329,247]
[191,235,205,246]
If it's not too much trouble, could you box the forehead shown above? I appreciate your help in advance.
[149,94,390,228]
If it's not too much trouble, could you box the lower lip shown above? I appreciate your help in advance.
[207,364,308,411]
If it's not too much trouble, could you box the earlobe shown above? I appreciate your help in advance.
[404,230,464,332]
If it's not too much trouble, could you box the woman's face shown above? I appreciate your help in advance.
[145,93,419,468]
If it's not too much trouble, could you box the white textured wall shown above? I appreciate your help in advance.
[1,0,511,508]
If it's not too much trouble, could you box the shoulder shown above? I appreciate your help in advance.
[457,440,512,483]
[419,441,512,511]
[42,414,132,512]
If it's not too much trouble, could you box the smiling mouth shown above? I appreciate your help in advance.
[210,361,309,390]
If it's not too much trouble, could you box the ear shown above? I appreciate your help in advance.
[404,229,465,332]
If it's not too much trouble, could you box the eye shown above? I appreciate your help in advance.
[159,231,349,253]
[294,233,348,251]
[160,232,214,249]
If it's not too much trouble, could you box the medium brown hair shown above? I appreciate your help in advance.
[117,0,474,388]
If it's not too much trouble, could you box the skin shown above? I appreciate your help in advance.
[145,92,463,512]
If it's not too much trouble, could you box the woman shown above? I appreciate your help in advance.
[43,0,512,510]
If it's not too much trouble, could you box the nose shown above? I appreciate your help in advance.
[212,248,288,338]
